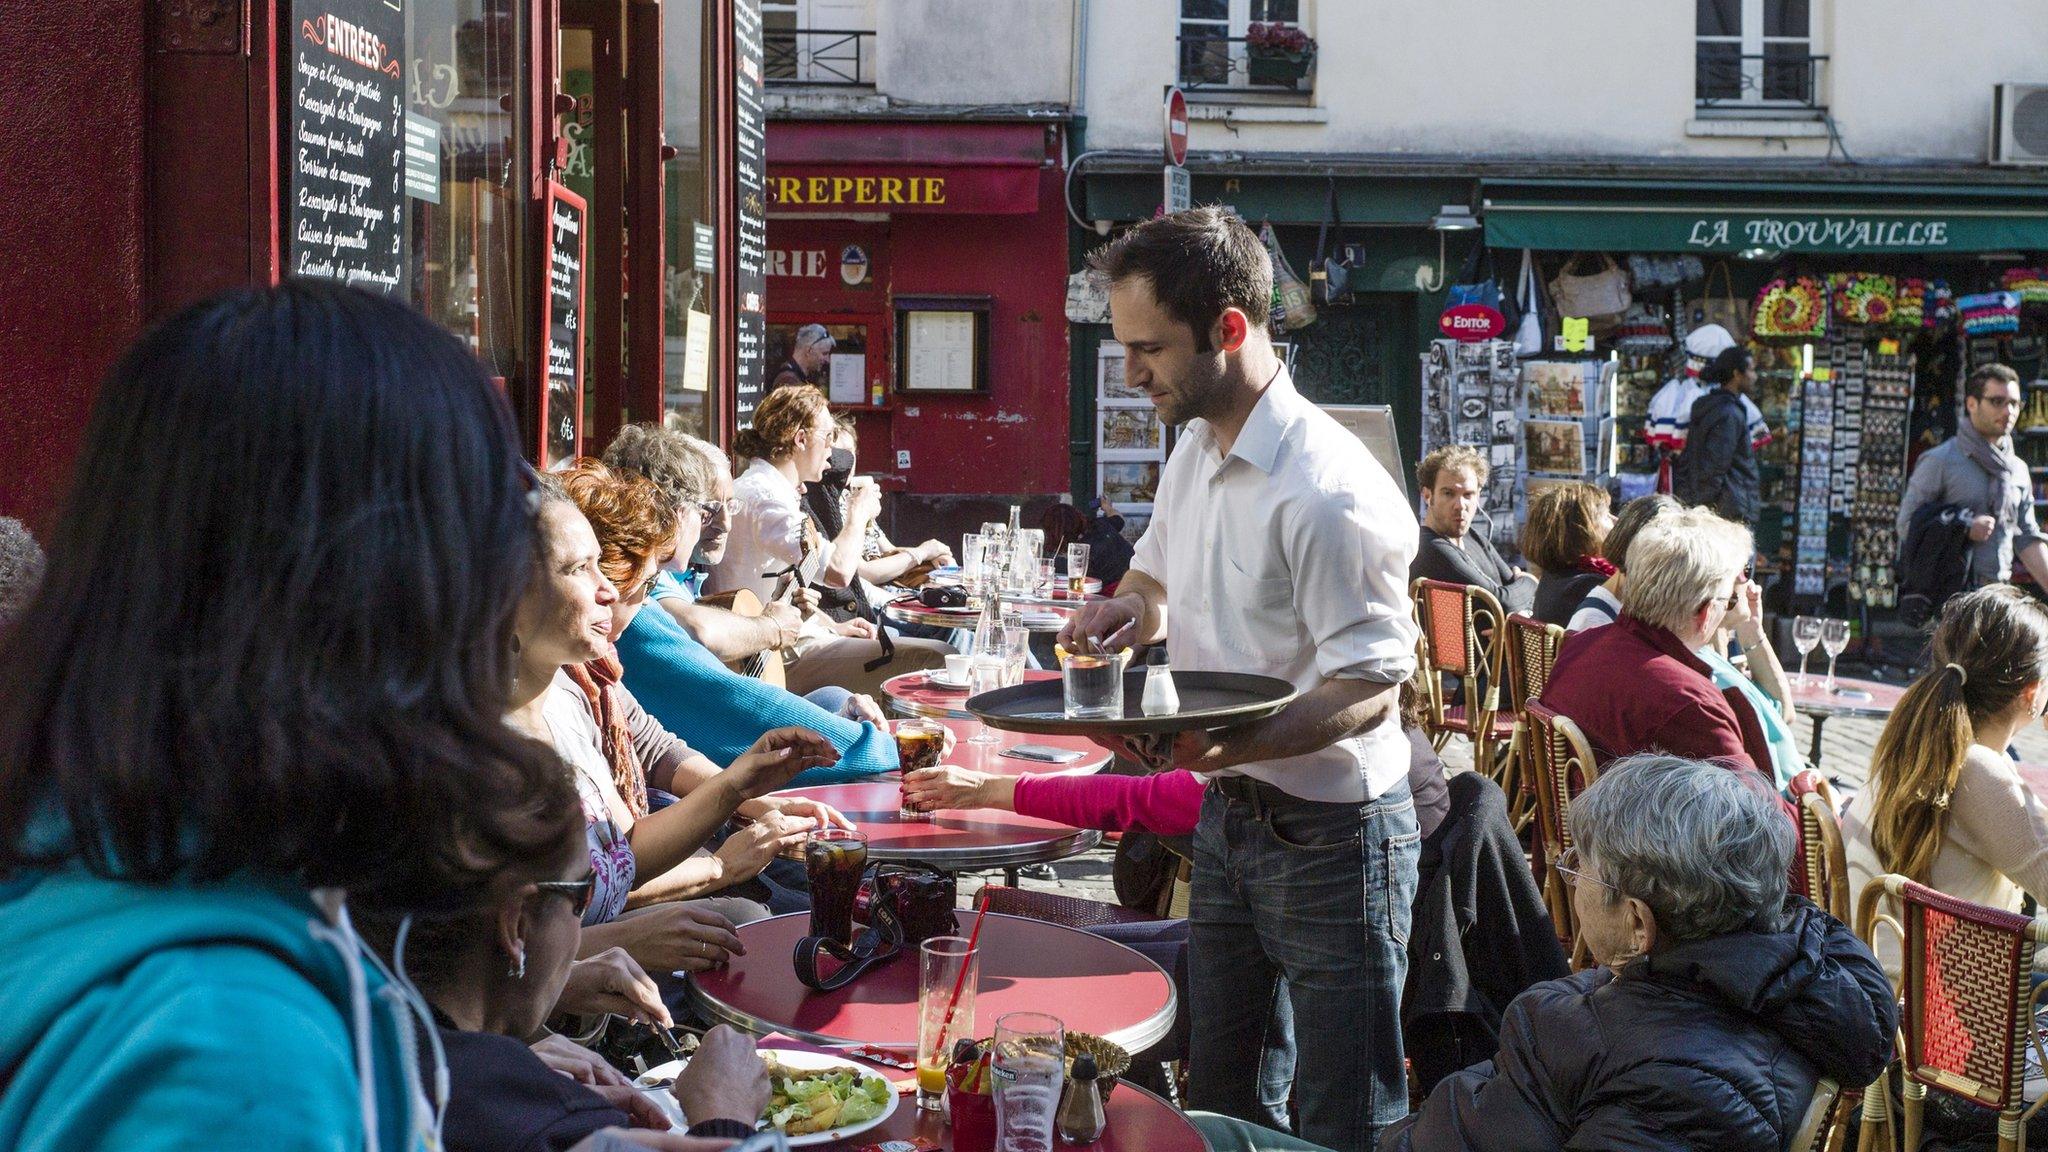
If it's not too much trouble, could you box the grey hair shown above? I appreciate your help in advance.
[0,517,45,622]
[602,423,722,506]
[1570,753,1792,941]
[1619,507,1752,633]
[793,323,833,351]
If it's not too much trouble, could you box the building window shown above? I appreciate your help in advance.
[762,0,874,87]
[1696,0,1824,112]
[1177,0,1313,97]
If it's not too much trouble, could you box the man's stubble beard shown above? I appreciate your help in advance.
[1160,353,1231,428]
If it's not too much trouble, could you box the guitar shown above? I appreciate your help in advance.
[695,587,789,689]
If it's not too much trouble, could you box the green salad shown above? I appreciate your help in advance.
[762,1056,891,1136]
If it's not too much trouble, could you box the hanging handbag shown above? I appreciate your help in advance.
[1548,253,1632,327]
[1751,276,1829,340]
[1260,221,1317,331]
[1512,249,1545,356]
[1444,242,1505,314]
[1690,261,1750,339]
[1309,181,1356,307]
[1627,253,1705,291]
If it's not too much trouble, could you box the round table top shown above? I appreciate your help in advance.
[881,594,1088,633]
[891,717,1112,777]
[885,668,1058,721]
[1787,675,1906,719]
[770,781,1102,869]
[689,910,1179,1054]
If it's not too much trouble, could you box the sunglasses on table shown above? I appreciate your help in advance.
[535,874,597,918]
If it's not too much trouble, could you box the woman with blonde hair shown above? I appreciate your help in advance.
[1842,584,2048,977]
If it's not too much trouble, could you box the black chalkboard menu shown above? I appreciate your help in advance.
[541,182,588,468]
[287,0,408,294]
[733,0,768,424]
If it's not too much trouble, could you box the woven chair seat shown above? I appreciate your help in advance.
[1440,704,1516,738]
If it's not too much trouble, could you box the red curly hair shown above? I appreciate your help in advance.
[557,457,677,589]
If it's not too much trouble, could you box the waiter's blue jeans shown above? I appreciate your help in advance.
[1188,778,1419,1152]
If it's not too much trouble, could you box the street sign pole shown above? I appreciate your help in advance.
[1162,86,1190,215]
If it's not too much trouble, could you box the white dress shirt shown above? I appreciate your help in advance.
[1131,366,1419,803]
[705,458,808,602]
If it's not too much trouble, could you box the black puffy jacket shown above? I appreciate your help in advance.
[1381,900,1896,1152]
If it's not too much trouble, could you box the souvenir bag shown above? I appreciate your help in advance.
[1309,182,1357,307]
[1690,261,1751,340]
[1612,302,1674,352]
[1891,277,1928,329]
[1627,253,1705,291]
[2001,266,2048,305]
[1512,249,1547,356]
[1548,253,1632,329]
[1828,273,1897,326]
[1445,242,1506,313]
[1260,221,1318,331]
[1960,290,2021,336]
[1751,276,1829,341]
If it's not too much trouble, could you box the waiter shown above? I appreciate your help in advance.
[1062,208,1420,1152]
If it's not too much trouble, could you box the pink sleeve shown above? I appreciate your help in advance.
[1010,770,1204,837]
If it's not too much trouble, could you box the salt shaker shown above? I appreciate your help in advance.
[1055,1054,1106,1144]
[1140,647,1179,717]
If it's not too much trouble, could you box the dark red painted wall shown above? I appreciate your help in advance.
[1,1,148,528]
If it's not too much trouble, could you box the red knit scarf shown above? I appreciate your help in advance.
[565,651,648,820]
[1580,554,1618,578]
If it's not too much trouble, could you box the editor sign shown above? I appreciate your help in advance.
[1439,303,1507,342]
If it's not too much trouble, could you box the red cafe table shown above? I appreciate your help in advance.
[882,592,1101,635]
[894,717,1112,777]
[884,667,1058,721]
[748,1037,1207,1152]
[769,781,1101,871]
[689,910,1179,1054]
[1786,675,1905,770]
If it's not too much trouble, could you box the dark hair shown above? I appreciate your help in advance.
[1039,503,1089,556]
[1522,481,1611,574]
[0,282,579,910]
[1967,363,2022,399]
[1416,444,1489,492]
[1602,494,1680,574]
[1869,584,2048,882]
[1699,347,1755,386]
[1087,207,1272,354]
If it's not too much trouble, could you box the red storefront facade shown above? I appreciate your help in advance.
[764,120,1071,540]
[0,0,750,527]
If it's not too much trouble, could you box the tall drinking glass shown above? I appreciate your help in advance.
[916,936,979,1112]
[968,653,1007,745]
[1791,616,1822,689]
[991,1012,1064,1152]
[1821,618,1851,693]
[961,533,986,598]
[895,718,947,819]
[1001,623,1030,687]
[1066,543,1090,596]
[804,828,868,946]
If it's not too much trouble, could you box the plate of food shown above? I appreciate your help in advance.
[634,1048,898,1146]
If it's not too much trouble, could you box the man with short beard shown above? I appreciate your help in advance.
[1063,208,1420,1152]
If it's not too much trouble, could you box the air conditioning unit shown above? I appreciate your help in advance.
[1991,83,2048,166]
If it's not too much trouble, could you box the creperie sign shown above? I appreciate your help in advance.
[771,175,947,208]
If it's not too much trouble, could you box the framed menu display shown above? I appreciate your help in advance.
[539,181,587,469]
[897,296,990,393]
[286,0,409,294]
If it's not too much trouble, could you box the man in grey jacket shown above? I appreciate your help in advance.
[1896,364,2048,589]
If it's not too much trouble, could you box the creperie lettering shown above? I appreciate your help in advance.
[771,175,948,208]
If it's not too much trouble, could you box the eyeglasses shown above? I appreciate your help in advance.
[694,499,734,524]
[534,875,597,918]
[1554,847,1618,895]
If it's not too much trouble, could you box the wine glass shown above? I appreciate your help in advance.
[967,653,1007,745]
[1791,615,1822,689]
[1821,618,1851,694]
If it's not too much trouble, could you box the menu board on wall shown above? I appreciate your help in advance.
[287,0,408,294]
[733,0,769,423]
[540,182,588,469]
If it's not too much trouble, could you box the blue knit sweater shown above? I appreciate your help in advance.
[615,599,899,785]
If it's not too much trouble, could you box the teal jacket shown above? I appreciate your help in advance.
[0,868,431,1152]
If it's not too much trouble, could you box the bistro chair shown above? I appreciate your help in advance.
[1499,613,1567,835]
[1412,578,1514,780]
[1792,1078,1843,1152]
[1853,874,2048,1152]
[1524,700,1598,969]
[1788,771,1851,922]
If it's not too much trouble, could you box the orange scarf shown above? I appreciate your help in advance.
[565,650,648,820]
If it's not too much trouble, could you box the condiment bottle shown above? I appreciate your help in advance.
[1056,1054,1106,1144]
[1140,647,1179,717]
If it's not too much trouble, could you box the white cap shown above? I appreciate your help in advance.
[1683,324,1737,359]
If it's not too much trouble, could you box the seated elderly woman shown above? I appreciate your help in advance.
[1195,755,1897,1152]
[509,466,844,977]
[357,804,780,1152]
[601,426,922,783]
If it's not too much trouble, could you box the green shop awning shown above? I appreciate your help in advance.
[1484,200,2048,254]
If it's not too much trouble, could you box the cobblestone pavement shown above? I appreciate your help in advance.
[962,684,2048,910]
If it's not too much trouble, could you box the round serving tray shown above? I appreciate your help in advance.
[966,670,1297,736]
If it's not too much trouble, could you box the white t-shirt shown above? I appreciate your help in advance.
[706,458,809,602]
[1130,366,1418,803]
